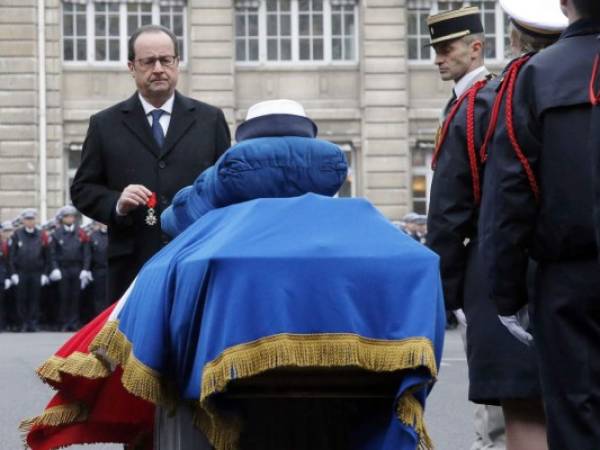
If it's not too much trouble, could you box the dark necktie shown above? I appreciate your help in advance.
[150,109,165,148]
[443,91,458,119]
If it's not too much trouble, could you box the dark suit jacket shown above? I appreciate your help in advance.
[71,91,230,301]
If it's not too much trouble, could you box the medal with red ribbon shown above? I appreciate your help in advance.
[145,192,158,226]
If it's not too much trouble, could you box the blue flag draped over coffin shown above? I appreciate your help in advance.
[92,193,445,450]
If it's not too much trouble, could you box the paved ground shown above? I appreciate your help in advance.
[1,329,475,450]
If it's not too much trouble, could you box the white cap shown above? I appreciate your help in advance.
[500,0,568,35]
[21,208,37,219]
[58,205,78,218]
[245,99,308,121]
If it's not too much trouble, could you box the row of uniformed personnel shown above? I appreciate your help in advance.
[426,1,600,449]
[0,206,108,332]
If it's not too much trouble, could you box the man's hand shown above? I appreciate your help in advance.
[116,184,152,216]
[10,274,19,286]
[4,279,10,290]
[41,274,50,287]
[498,307,533,346]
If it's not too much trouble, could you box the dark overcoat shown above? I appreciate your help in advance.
[71,91,231,301]
[478,20,600,450]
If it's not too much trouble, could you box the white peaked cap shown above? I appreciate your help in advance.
[245,99,308,121]
[500,0,568,35]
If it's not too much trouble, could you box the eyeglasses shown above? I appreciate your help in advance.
[135,55,178,69]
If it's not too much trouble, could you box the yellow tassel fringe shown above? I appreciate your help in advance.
[397,391,434,450]
[201,333,437,401]
[197,333,437,450]
[85,322,438,450]
[36,352,111,384]
[20,402,88,434]
[90,320,174,410]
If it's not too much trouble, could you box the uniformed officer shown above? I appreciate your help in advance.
[9,209,51,332]
[89,221,108,315]
[0,222,10,331]
[429,2,568,449]
[1,220,16,330]
[479,1,600,448]
[401,212,421,241]
[425,8,505,449]
[49,205,92,332]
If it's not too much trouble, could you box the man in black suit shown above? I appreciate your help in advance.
[71,25,230,303]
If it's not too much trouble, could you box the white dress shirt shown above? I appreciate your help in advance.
[453,65,489,98]
[138,93,175,137]
[115,94,175,216]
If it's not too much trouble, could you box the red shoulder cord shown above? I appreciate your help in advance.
[41,230,49,247]
[503,55,540,202]
[431,80,488,203]
[431,88,473,170]
[480,55,532,163]
[589,54,600,105]
[465,80,488,204]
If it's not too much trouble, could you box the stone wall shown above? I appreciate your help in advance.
[361,0,408,220]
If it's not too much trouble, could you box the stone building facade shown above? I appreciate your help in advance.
[0,0,510,223]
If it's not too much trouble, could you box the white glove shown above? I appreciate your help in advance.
[10,274,19,286]
[79,270,93,290]
[41,274,50,286]
[453,309,467,328]
[49,268,62,282]
[499,307,533,346]
[3,279,10,290]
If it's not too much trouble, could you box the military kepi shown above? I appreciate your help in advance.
[426,6,483,46]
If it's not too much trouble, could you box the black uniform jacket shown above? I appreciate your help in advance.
[427,73,501,310]
[590,51,600,257]
[9,228,50,274]
[50,226,91,272]
[70,91,231,301]
[479,20,600,316]
[0,239,8,282]
[89,230,108,272]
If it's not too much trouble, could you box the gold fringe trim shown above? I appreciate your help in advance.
[397,391,434,450]
[194,399,243,450]
[36,352,111,385]
[90,320,176,410]
[89,323,437,450]
[201,333,437,401]
[19,402,88,434]
[198,333,438,450]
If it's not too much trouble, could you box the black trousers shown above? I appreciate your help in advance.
[533,259,600,450]
[57,268,81,329]
[16,271,42,330]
